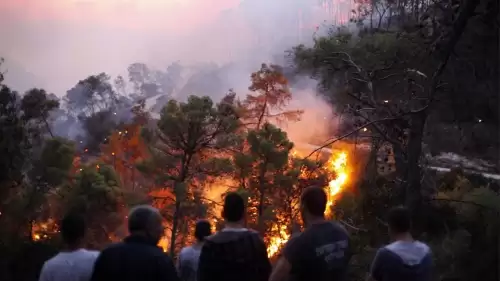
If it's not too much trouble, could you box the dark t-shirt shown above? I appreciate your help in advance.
[198,228,271,281]
[370,241,432,281]
[282,221,351,281]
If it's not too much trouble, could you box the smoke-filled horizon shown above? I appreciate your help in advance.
[0,0,354,96]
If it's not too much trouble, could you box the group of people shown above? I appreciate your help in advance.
[39,186,432,281]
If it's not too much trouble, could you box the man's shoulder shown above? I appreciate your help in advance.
[179,246,195,258]
[380,241,432,266]
[180,246,192,254]
[42,253,63,270]
[43,250,100,269]
[80,249,100,258]
[205,228,260,243]
[100,242,171,264]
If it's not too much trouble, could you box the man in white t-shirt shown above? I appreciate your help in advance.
[38,213,99,281]
[177,220,212,281]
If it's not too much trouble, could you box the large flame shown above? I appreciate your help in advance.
[325,151,348,216]
[267,224,290,257]
[266,150,349,257]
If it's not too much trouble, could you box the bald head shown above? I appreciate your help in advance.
[127,205,163,243]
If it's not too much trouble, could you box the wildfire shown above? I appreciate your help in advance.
[325,151,348,215]
[267,224,290,257]
[158,235,169,252]
[31,219,58,241]
[266,150,349,257]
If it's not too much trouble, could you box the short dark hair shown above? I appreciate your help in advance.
[222,192,245,222]
[194,220,212,241]
[128,205,160,233]
[301,186,327,216]
[387,206,411,233]
[60,213,86,244]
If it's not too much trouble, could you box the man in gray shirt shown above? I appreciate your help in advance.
[177,220,212,281]
[367,206,432,281]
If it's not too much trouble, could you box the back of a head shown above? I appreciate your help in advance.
[194,220,212,241]
[128,205,161,233]
[387,206,412,234]
[222,192,245,222]
[301,186,328,217]
[60,213,86,245]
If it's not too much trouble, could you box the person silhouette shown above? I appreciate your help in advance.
[198,192,271,281]
[270,186,351,281]
[90,205,179,281]
[39,213,99,281]
[177,220,212,281]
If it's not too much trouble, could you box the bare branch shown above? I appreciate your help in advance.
[305,117,401,159]
[339,219,368,232]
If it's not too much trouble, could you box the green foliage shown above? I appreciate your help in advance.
[140,94,242,256]
[0,86,30,188]
[60,164,123,246]
[21,89,59,123]
[234,123,328,233]
[65,73,118,117]
[37,138,75,187]
[156,95,241,157]
[429,170,500,281]
[234,123,294,189]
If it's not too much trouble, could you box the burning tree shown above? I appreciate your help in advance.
[233,123,294,232]
[242,63,303,129]
[138,94,241,256]
[100,101,151,191]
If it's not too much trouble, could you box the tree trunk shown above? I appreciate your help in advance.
[169,156,190,257]
[43,118,54,138]
[404,111,427,212]
[257,164,267,234]
[169,199,181,257]
[364,137,382,184]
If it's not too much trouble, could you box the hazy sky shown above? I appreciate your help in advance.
[0,0,243,94]
[0,0,351,95]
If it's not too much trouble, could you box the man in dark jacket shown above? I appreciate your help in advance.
[90,205,179,281]
[198,192,271,281]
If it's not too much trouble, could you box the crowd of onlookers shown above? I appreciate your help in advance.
[38,186,432,281]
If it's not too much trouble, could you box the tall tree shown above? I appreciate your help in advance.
[243,63,303,129]
[233,123,294,232]
[21,88,59,137]
[0,86,29,191]
[65,73,118,118]
[139,94,241,256]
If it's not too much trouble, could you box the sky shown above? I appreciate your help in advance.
[0,0,243,93]
[0,0,353,95]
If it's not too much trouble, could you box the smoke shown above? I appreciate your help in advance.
[0,0,354,93]
[284,77,337,146]
[1,0,353,145]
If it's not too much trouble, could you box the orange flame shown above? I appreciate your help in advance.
[325,151,348,216]
[267,224,290,257]
[266,150,349,257]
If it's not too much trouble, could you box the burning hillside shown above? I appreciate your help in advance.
[27,62,355,260]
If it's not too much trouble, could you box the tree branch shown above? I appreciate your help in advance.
[429,198,500,213]
[305,117,400,159]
